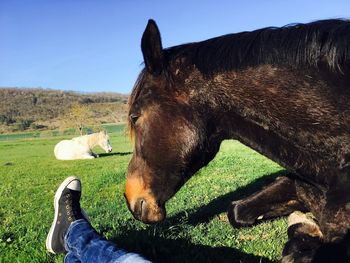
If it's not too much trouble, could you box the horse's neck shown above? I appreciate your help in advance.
[76,134,99,149]
[86,134,100,148]
[188,66,346,181]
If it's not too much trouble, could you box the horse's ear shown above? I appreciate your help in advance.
[141,19,164,76]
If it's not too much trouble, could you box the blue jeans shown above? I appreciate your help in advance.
[64,219,152,263]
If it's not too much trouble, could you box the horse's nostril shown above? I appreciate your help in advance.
[134,198,146,220]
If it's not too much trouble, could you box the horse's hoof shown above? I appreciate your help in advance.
[287,211,323,239]
[282,211,323,262]
[227,201,256,228]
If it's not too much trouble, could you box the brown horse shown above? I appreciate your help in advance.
[125,19,350,262]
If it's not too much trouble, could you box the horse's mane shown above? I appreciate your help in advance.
[165,19,350,75]
[129,19,350,134]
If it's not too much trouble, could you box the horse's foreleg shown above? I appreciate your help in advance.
[91,152,99,158]
[227,175,307,227]
[282,205,350,262]
[282,180,350,262]
[281,211,323,263]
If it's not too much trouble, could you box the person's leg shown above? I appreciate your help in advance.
[65,219,150,263]
[64,252,81,263]
[46,176,152,263]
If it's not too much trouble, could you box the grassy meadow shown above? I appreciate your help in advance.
[0,124,288,263]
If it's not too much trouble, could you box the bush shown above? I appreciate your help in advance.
[13,119,34,131]
[30,123,47,130]
[0,115,15,125]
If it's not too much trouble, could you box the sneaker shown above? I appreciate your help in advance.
[46,176,89,254]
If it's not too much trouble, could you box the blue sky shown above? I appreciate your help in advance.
[1,0,349,94]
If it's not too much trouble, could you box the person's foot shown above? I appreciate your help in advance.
[46,176,89,254]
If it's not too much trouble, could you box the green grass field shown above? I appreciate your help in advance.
[0,124,288,263]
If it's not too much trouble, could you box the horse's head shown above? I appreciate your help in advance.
[98,131,112,153]
[125,20,222,224]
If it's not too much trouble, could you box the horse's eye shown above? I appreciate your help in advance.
[130,114,139,126]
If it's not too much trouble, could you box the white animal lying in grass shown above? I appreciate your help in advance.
[54,131,112,160]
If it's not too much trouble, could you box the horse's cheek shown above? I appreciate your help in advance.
[135,129,143,156]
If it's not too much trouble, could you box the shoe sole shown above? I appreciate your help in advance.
[46,176,81,254]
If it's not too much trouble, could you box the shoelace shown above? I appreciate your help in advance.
[64,192,82,221]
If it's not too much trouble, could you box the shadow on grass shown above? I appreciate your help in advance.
[168,170,289,226]
[109,226,275,263]
[105,171,288,263]
[98,152,132,158]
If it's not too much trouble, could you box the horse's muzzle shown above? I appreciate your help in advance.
[126,196,165,224]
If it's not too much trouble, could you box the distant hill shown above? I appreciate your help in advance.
[0,87,129,133]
